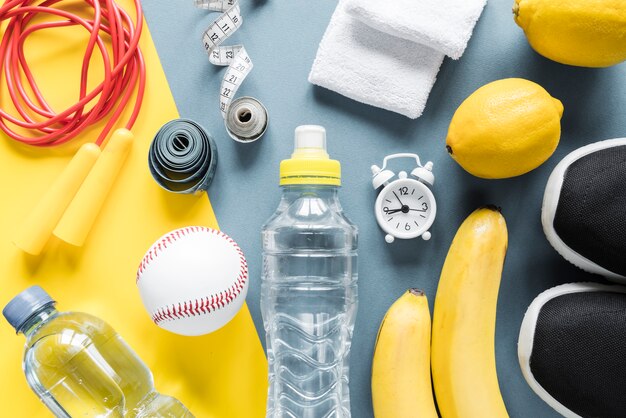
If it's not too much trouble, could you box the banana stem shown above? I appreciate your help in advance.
[408,289,425,297]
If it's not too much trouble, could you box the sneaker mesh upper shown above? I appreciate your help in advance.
[530,291,626,418]
[553,145,626,276]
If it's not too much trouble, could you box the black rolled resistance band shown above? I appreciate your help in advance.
[148,119,218,193]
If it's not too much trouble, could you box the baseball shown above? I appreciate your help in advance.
[136,226,248,336]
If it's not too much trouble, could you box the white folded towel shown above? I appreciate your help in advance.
[308,2,444,119]
[345,0,487,60]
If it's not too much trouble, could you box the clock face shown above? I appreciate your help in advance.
[375,178,436,240]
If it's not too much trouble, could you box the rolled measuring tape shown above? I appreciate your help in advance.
[148,119,218,194]
[195,0,268,143]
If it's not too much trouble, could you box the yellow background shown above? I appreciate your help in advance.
[0,1,268,416]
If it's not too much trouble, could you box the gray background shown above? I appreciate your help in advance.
[142,1,626,417]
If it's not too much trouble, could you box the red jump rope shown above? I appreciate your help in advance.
[0,0,146,254]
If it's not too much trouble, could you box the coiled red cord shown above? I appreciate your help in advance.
[0,0,145,147]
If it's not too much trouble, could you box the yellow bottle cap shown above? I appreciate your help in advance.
[279,125,341,186]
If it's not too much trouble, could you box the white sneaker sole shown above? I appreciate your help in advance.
[542,138,626,283]
[518,282,626,418]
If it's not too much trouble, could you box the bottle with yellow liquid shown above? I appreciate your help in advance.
[3,286,193,417]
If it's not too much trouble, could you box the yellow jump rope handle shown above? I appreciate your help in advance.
[54,129,134,247]
[13,143,102,255]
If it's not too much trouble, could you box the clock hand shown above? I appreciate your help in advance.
[392,191,405,206]
[409,208,427,212]
[386,208,404,214]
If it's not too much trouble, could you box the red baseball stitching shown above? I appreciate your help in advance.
[136,226,248,324]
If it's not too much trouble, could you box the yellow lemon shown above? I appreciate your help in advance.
[514,0,626,67]
[446,78,563,179]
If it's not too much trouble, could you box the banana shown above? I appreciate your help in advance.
[371,289,438,418]
[431,206,509,418]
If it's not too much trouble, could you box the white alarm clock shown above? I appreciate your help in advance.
[371,153,436,243]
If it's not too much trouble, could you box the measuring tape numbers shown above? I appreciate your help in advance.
[195,0,268,143]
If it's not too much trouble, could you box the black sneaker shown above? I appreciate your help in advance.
[542,138,626,282]
[518,282,626,418]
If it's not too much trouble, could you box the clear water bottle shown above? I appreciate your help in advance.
[3,286,193,418]
[261,125,358,418]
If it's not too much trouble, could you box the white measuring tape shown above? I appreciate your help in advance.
[195,0,268,143]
